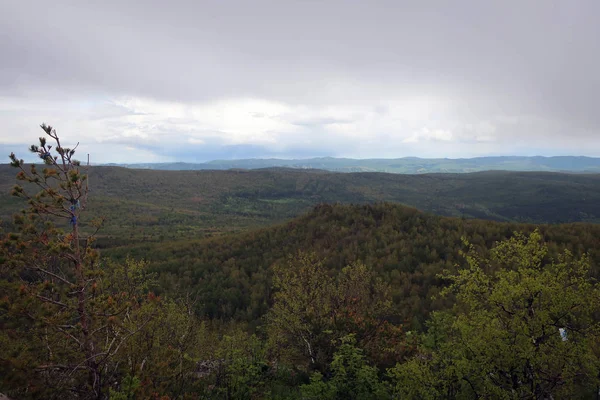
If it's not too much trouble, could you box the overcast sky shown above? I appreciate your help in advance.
[1,0,599,163]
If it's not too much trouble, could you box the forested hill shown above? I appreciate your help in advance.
[114,155,600,173]
[104,202,600,328]
[2,166,600,245]
[54,168,600,225]
[4,159,600,398]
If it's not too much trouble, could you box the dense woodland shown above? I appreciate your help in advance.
[2,128,600,399]
[2,162,600,247]
[103,203,600,329]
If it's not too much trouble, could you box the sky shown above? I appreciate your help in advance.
[1,0,599,163]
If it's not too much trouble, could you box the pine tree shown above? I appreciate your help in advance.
[1,125,157,399]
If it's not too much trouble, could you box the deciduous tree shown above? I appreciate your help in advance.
[267,252,403,372]
[390,231,600,399]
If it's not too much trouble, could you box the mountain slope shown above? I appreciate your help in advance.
[2,166,600,246]
[103,203,600,327]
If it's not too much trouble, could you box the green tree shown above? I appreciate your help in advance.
[267,252,402,372]
[114,295,211,398]
[0,125,159,399]
[390,231,600,399]
[301,335,390,400]
[212,330,269,399]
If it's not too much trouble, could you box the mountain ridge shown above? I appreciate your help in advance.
[105,155,600,173]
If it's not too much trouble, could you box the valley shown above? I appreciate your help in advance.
[2,165,600,247]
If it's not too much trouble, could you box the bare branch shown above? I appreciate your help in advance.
[33,266,75,287]
[36,295,69,309]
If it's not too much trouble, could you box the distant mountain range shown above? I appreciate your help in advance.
[106,156,600,173]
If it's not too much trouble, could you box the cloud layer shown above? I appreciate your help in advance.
[1,0,599,162]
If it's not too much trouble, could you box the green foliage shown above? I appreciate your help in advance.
[2,165,600,248]
[0,126,163,399]
[103,202,600,327]
[267,253,402,372]
[108,375,140,400]
[4,125,600,399]
[268,252,335,369]
[113,297,210,398]
[301,335,390,400]
[212,331,269,399]
[390,231,600,399]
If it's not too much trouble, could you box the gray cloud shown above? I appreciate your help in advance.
[1,0,599,161]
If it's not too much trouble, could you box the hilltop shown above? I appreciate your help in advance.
[103,202,600,326]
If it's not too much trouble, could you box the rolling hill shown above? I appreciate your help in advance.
[2,165,600,247]
[114,156,600,173]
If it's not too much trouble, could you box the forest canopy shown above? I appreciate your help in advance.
[1,126,600,399]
